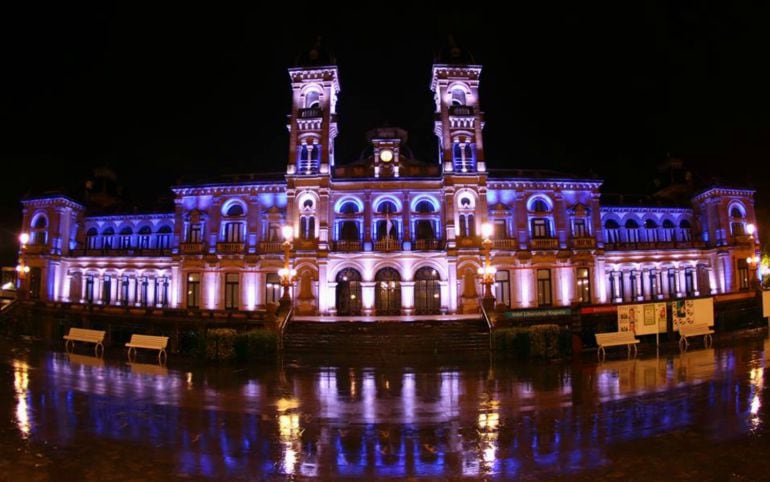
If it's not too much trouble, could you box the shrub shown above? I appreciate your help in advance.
[234,329,278,361]
[493,324,571,360]
[205,328,237,361]
[529,324,561,359]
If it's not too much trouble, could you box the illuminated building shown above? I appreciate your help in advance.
[17,42,760,315]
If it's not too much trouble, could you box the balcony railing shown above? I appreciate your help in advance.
[180,242,205,254]
[24,244,49,255]
[571,237,596,249]
[374,238,401,252]
[333,240,362,252]
[297,107,323,119]
[414,239,445,251]
[70,248,174,257]
[492,238,518,250]
[258,241,283,253]
[216,242,244,254]
[735,235,756,246]
[449,105,474,116]
[456,237,479,248]
[529,238,559,250]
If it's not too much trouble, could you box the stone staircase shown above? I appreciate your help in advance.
[283,318,490,356]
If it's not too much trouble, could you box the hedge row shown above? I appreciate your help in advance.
[493,324,571,359]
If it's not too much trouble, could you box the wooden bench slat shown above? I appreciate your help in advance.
[125,334,169,364]
[63,328,106,357]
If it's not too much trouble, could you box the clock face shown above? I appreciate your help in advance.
[379,149,393,162]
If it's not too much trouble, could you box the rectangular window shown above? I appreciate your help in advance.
[156,277,168,307]
[120,276,129,305]
[630,271,638,300]
[157,234,170,249]
[265,273,281,305]
[531,218,550,238]
[85,275,94,303]
[187,273,200,309]
[494,220,507,239]
[573,219,587,238]
[668,269,678,297]
[87,236,98,250]
[121,235,131,249]
[103,236,113,249]
[102,275,112,304]
[189,224,202,243]
[139,277,148,307]
[737,259,750,290]
[649,270,658,298]
[224,222,243,243]
[576,267,591,303]
[224,273,240,310]
[494,270,511,308]
[685,268,695,296]
[536,269,552,306]
[138,235,150,249]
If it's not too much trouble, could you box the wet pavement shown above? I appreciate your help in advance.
[2,331,770,481]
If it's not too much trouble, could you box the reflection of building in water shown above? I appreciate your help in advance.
[14,350,765,479]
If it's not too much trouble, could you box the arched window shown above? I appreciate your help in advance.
[339,201,360,214]
[375,268,401,315]
[730,205,747,236]
[450,88,466,106]
[625,219,640,243]
[452,141,476,172]
[414,267,441,314]
[157,225,172,249]
[604,219,620,244]
[415,200,435,213]
[223,202,245,243]
[377,201,397,214]
[303,199,314,210]
[661,219,676,242]
[86,227,98,250]
[644,219,658,243]
[528,198,553,239]
[300,216,316,240]
[680,219,692,241]
[339,221,359,241]
[305,90,320,109]
[532,200,549,213]
[102,227,115,249]
[335,268,362,315]
[119,227,133,249]
[297,141,321,174]
[138,226,152,249]
[30,215,48,245]
[459,213,476,238]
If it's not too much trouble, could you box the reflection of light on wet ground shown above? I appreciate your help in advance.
[12,360,31,438]
[6,335,770,480]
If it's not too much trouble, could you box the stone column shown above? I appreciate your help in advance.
[361,281,376,316]
[326,281,337,316]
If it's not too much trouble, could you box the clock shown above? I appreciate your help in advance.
[379,149,393,162]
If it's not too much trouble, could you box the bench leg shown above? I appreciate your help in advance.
[127,346,134,361]
[705,334,713,348]
[598,346,606,362]
[633,343,638,357]
[95,342,104,358]
[158,349,167,365]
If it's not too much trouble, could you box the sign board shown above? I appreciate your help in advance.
[504,308,572,320]
[671,298,714,330]
[617,302,666,335]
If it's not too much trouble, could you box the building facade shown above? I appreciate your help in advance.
[17,50,761,316]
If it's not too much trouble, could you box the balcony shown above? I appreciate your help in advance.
[24,244,49,255]
[414,239,445,251]
[259,241,283,253]
[216,242,244,254]
[374,238,401,252]
[179,243,205,255]
[297,107,323,119]
[492,238,518,250]
[456,237,479,248]
[333,240,362,252]
[735,235,756,246]
[529,238,559,250]
[571,237,596,249]
[449,105,474,116]
[294,239,319,250]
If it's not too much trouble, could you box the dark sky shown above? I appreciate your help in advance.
[2,3,770,264]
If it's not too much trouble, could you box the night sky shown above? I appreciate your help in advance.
[2,3,770,265]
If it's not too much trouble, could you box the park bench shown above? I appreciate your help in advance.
[678,324,714,349]
[125,334,169,364]
[63,327,105,357]
[595,331,639,360]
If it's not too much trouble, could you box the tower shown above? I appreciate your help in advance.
[286,38,340,176]
[430,37,485,174]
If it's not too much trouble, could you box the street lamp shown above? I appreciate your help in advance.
[278,225,297,309]
[16,233,30,299]
[477,222,496,312]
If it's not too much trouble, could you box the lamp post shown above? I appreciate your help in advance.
[16,233,30,300]
[478,222,496,312]
[278,225,297,310]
